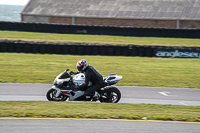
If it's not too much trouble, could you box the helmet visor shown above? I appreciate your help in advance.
[77,64,83,71]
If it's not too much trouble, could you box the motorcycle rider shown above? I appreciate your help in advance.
[70,59,104,101]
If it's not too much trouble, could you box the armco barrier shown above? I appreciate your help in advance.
[0,21,200,38]
[0,41,200,58]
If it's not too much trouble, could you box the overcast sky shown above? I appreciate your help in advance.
[0,0,29,5]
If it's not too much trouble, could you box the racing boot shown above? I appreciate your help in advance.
[85,96,92,102]
[92,91,100,102]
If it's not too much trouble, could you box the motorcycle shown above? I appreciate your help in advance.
[46,69,122,103]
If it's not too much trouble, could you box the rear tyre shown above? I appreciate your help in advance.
[99,87,121,103]
[46,88,68,101]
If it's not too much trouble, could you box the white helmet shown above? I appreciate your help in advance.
[76,59,88,72]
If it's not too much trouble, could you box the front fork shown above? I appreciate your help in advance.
[51,85,61,97]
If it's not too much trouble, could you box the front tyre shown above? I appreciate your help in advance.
[46,88,68,101]
[99,87,121,103]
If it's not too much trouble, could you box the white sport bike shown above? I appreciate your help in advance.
[46,69,122,103]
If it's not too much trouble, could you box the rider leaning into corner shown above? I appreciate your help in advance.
[67,59,104,101]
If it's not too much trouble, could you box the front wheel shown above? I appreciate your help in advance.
[46,88,68,101]
[99,87,121,103]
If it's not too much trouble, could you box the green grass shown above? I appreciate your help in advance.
[1,31,200,122]
[0,30,200,47]
[0,53,200,88]
[0,101,200,122]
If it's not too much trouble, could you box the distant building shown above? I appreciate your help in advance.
[21,0,200,29]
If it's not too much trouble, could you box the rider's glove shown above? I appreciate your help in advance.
[69,71,74,75]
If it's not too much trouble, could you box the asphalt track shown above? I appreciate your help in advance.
[0,83,200,106]
[0,118,200,133]
[0,83,200,132]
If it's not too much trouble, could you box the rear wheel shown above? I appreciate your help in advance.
[46,89,68,101]
[99,87,121,103]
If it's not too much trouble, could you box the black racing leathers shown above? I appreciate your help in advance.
[78,65,104,97]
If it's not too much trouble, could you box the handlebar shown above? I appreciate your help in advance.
[65,69,80,75]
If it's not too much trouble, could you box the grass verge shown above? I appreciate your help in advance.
[0,101,200,122]
[0,53,200,88]
[0,30,200,47]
